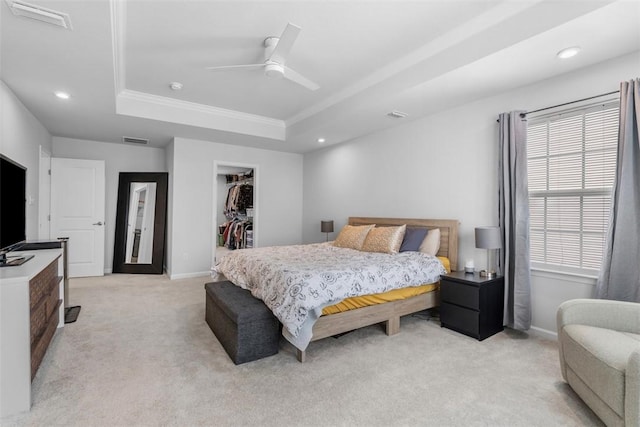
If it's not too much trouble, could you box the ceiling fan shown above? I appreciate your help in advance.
[206,23,319,91]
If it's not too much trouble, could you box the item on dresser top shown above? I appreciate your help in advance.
[475,226,502,278]
[464,260,475,274]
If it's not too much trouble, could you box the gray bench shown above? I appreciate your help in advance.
[204,281,280,364]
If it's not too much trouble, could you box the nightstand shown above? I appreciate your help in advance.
[439,271,504,340]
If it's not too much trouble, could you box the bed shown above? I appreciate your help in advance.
[215,217,459,362]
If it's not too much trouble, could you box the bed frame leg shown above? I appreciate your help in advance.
[296,349,306,363]
[385,316,400,335]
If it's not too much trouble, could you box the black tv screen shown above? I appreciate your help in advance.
[0,154,27,250]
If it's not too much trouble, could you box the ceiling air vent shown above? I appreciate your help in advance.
[387,110,408,119]
[122,136,149,145]
[5,0,73,30]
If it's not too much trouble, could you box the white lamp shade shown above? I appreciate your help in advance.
[475,226,502,249]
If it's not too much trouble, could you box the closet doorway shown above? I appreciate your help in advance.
[212,162,258,267]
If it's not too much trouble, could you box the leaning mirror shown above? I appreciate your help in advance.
[113,172,168,274]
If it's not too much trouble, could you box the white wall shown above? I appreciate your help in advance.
[0,81,52,241]
[216,174,227,238]
[302,51,640,337]
[530,271,595,337]
[52,137,167,272]
[167,137,303,279]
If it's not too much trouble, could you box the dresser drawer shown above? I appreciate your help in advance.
[29,259,58,308]
[440,302,479,337]
[441,280,479,310]
[30,299,47,346]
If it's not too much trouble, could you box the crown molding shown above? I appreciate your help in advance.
[117,90,286,140]
[285,1,545,128]
[109,0,284,141]
[110,0,125,96]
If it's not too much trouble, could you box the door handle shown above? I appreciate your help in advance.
[93,221,104,226]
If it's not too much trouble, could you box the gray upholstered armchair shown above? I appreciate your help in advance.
[557,299,640,427]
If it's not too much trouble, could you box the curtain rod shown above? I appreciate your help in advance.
[519,90,620,118]
[496,90,620,122]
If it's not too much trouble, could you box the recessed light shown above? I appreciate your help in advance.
[169,82,183,91]
[54,91,70,99]
[557,46,581,59]
[317,138,326,143]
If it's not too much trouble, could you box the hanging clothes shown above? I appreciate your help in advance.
[221,218,253,250]
[224,183,253,219]
[219,173,254,249]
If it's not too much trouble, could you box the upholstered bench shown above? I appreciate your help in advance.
[204,281,280,364]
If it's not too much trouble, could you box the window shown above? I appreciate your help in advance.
[527,101,618,275]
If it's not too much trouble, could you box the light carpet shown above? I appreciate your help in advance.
[3,274,602,426]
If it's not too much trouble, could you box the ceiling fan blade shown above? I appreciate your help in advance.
[269,22,301,64]
[205,64,264,71]
[283,66,319,91]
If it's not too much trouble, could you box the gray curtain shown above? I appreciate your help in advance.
[498,111,531,330]
[596,79,640,301]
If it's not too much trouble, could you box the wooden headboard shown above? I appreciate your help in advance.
[348,217,459,271]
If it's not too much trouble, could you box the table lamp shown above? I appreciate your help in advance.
[321,220,334,242]
[475,226,502,278]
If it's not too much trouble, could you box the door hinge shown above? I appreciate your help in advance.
[48,169,51,175]
[47,214,51,221]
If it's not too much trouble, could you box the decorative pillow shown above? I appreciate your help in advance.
[362,225,407,254]
[333,224,375,250]
[399,227,429,252]
[419,228,441,256]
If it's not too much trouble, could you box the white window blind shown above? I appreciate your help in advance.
[527,102,618,275]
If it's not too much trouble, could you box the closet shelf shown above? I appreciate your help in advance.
[226,177,253,186]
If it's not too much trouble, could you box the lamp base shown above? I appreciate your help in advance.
[479,270,497,279]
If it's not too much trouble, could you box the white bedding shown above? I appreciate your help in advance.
[214,242,447,350]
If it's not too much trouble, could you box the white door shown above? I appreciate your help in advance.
[51,158,105,277]
[38,146,51,239]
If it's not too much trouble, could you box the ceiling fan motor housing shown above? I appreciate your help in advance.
[265,62,284,79]
[263,37,284,78]
[264,37,278,58]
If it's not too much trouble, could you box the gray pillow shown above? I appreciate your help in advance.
[399,227,428,252]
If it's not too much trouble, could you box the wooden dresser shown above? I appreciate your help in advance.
[29,257,62,379]
[0,249,63,418]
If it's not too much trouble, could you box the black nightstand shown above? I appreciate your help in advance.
[439,271,504,340]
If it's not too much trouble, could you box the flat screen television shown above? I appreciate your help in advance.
[0,154,27,264]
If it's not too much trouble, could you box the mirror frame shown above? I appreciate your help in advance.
[113,172,168,274]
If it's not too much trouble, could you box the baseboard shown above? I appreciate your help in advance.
[169,271,212,280]
[529,325,557,341]
[104,267,112,274]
